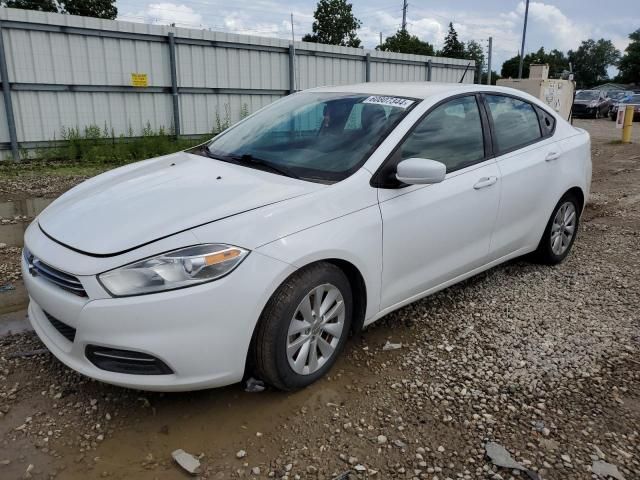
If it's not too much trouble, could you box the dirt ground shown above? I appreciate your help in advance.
[0,119,639,480]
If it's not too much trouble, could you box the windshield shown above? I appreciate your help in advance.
[624,94,640,104]
[205,92,417,183]
[575,91,600,100]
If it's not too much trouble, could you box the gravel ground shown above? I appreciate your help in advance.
[0,119,638,480]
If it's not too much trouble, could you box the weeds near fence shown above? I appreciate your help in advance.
[215,104,232,133]
[2,103,250,180]
[240,103,249,120]
[34,123,210,165]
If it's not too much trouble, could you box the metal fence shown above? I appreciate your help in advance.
[0,8,476,160]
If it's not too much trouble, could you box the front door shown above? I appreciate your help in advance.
[378,95,500,310]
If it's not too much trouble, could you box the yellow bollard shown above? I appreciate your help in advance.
[622,105,634,143]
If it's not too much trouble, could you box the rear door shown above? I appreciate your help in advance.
[482,94,564,259]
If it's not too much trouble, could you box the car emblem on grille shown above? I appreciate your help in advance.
[29,264,38,276]
[24,250,38,277]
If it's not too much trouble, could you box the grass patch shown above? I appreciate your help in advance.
[1,123,213,178]
[1,100,250,178]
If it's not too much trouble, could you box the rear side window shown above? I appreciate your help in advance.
[536,106,556,137]
[485,95,542,153]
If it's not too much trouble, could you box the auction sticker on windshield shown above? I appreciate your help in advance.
[363,96,415,109]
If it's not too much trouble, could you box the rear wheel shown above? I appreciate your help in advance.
[534,194,580,264]
[253,262,352,391]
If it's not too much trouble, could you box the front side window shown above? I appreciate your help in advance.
[397,95,485,173]
[485,95,542,153]
[205,92,415,183]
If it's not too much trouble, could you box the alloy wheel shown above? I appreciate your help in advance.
[286,283,345,375]
[550,201,577,256]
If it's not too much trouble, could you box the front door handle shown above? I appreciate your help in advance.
[545,151,561,162]
[473,176,497,190]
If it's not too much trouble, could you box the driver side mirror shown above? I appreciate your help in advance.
[396,158,447,185]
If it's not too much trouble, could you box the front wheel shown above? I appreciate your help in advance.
[252,262,352,391]
[533,194,580,264]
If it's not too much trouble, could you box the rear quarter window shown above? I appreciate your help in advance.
[535,106,556,137]
[485,94,542,153]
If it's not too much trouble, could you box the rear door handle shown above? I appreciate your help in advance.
[473,176,497,190]
[545,151,561,162]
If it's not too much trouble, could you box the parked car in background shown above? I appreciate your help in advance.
[23,83,592,392]
[572,90,611,118]
[609,94,640,121]
[606,91,633,119]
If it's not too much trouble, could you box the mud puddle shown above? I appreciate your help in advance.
[32,323,412,479]
[0,197,53,247]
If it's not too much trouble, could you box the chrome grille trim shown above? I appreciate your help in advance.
[24,248,87,297]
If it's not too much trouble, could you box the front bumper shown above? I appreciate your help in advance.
[23,246,295,392]
[572,105,598,117]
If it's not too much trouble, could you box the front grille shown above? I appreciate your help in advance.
[24,249,87,297]
[44,311,76,342]
[572,104,588,114]
[86,345,174,375]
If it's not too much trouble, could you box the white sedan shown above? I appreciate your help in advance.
[23,83,591,391]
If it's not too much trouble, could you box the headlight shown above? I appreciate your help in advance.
[98,244,249,297]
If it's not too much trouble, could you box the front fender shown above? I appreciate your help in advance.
[256,204,383,322]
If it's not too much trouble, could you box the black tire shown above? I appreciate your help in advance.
[533,193,581,265]
[253,262,352,391]
[595,108,601,119]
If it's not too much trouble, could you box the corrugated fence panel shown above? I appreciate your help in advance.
[179,93,281,135]
[0,7,475,158]
[12,91,173,141]
[297,55,365,89]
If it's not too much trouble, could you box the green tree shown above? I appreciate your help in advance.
[3,0,58,12]
[617,29,640,84]
[378,29,434,56]
[61,0,116,19]
[544,48,570,78]
[464,40,484,65]
[302,0,361,48]
[481,70,501,85]
[3,0,117,18]
[501,47,570,79]
[501,54,526,78]
[439,22,465,58]
[568,39,620,88]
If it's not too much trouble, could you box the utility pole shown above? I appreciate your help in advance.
[401,0,408,31]
[290,13,296,92]
[379,31,383,48]
[518,0,530,79]
[487,36,493,85]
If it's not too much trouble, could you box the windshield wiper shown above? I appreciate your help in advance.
[227,153,301,180]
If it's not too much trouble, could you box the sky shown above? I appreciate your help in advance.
[117,0,639,75]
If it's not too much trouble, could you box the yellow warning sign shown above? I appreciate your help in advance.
[131,73,148,87]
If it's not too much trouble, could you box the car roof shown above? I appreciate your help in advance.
[310,82,539,100]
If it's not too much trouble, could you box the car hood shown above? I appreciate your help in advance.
[573,99,600,105]
[38,151,323,256]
